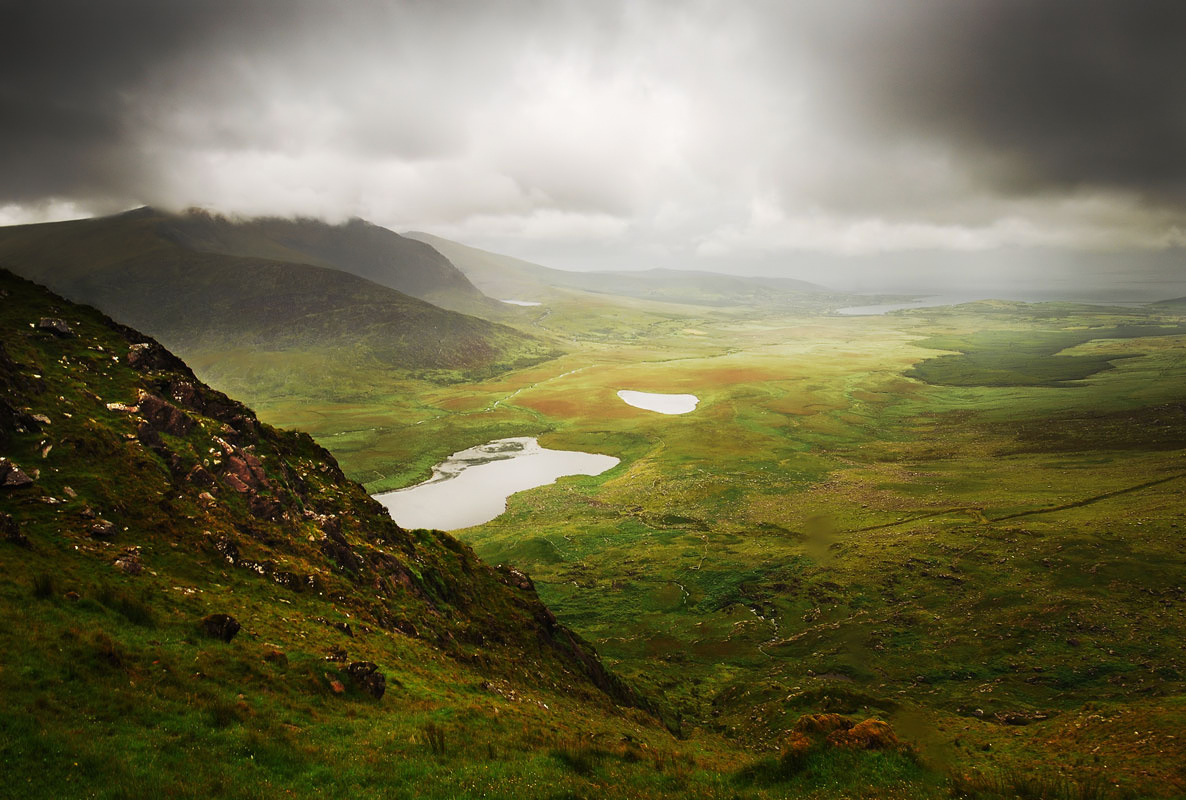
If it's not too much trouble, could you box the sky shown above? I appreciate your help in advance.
[2,0,1184,296]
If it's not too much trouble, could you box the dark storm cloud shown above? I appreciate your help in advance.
[826,0,1186,202]
[0,0,267,203]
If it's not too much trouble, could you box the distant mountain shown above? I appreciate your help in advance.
[406,231,830,308]
[0,209,555,388]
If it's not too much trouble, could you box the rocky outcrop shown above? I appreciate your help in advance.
[0,458,33,488]
[90,519,117,539]
[136,391,194,437]
[200,613,241,642]
[37,317,73,336]
[113,546,143,575]
[345,661,386,699]
[126,341,188,373]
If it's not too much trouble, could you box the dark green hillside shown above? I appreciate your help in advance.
[165,211,502,316]
[0,209,556,386]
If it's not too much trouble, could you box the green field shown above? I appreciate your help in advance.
[239,293,1186,796]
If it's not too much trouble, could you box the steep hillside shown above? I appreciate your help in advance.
[0,210,556,388]
[0,269,677,795]
[405,231,832,308]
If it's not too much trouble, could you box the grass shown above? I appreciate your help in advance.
[225,296,1186,796]
[5,262,1186,797]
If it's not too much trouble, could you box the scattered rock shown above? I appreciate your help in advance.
[113,546,143,575]
[62,485,77,498]
[827,718,901,750]
[64,590,80,601]
[325,644,348,662]
[994,710,1054,726]
[329,679,346,694]
[212,535,239,564]
[496,565,535,591]
[320,537,363,573]
[346,661,386,699]
[37,317,73,336]
[262,648,288,667]
[200,613,241,642]
[198,491,217,507]
[224,473,251,493]
[1,513,30,548]
[186,465,215,487]
[90,519,117,539]
[0,458,33,488]
[31,413,51,425]
[333,621,354,637]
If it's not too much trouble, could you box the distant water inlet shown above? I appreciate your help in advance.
[617,390,699,415]
[373,437,618,531]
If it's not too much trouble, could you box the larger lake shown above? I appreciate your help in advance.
[373,437,619,531]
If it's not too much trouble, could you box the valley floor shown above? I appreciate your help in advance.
[231,295,1186,797]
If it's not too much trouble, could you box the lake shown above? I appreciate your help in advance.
[373,437,618,531]
[617,390,699,415]
[500,299,543,306]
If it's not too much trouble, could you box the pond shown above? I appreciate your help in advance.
[617,390,699,415]
[373,437,618,531]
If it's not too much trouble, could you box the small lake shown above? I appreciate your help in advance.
[373,437,618,531]
[617,390,699,415]
[500,299,542,306]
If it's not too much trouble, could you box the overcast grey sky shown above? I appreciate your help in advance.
[2,1,1184,294]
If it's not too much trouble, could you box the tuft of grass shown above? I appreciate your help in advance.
[550,741,609,776]
[31,572,55,599]
[95,583,156,627]
[421,721,448,755]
